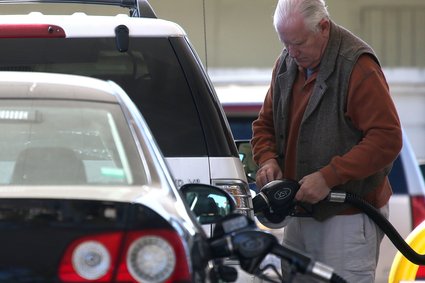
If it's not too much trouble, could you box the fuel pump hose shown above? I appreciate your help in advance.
[328,192,425,265]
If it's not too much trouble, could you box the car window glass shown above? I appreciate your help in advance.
[0,100,146,185]
[0,37,207,157]
[388,155,407,194]
[227,117,255,140]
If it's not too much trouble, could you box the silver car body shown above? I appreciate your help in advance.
[0,71,208,282]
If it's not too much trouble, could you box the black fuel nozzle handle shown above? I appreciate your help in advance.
[209,228,348,282]
[253,179,300,215]
[211,213,257,239]
[209,225,276,273]
[209,213,264,259]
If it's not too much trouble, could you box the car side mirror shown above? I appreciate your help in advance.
[180,183,237,225]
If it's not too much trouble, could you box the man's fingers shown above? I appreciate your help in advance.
[258,175,268,188]
[266,170,275,184]
[255,159,283,189]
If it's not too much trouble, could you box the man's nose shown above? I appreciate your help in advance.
[287,45,300,58]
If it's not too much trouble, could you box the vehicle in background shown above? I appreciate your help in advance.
[0,71,219,282]
[218,89,425,282]
[419,161,425,180]
[388,219,425,282]
[0,0,252,218]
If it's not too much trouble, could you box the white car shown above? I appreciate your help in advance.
[0,1,258,279]
[218,90,425,283]
[0,0,253,218]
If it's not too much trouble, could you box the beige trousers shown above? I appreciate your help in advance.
[281,205,388,283]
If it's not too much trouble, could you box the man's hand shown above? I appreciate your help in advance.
[295,172,330,204]
[256,159,283,189]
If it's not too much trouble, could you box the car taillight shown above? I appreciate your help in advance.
[59,232,121,282]
[411,196,425,279]
[58,230,191,283]
[213,180,254,217]
[115,230,191,283]
[126,236,175,282]
[411,196,425,228]
[0,24,65,38]
[72,241,112,281]
[416,267,425,279]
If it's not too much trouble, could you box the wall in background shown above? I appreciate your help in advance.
[149,0,425,68]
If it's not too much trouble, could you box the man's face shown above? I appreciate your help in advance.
[277,15,330,69]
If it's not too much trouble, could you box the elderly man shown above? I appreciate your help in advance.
[251,0,402,282]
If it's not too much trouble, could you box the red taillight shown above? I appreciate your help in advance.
[411,196,425,228]
[411,196,425,279]
[0,24,65,38]
[416,266,425,279]
[115,230,191,283]
[58,230,191,283]
[58,232,123,282]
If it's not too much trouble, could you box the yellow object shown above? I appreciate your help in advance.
[388,220,425,282]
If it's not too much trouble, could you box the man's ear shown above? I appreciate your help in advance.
[318,18,330,34]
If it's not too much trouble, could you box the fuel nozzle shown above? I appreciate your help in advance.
[253,179,300,229]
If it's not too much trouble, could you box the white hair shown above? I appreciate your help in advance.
[273,0,329,33]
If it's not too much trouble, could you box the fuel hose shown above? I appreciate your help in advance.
[254,180,425,265]
[328,192,425,265]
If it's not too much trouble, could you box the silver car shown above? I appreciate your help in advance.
[0,71,219,282]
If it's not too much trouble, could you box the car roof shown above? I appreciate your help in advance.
[216,85,267,106]
[0,13,186,37]
[0,71,119,102]
[216,85,267,117]
[0,0,157,17]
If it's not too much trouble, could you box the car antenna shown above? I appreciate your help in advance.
[202,0,208,70]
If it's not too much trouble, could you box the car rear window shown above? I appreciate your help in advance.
[227,117,256,140]
[0,100,146,185]
[388,155,408,194]
[0,37,207,157]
